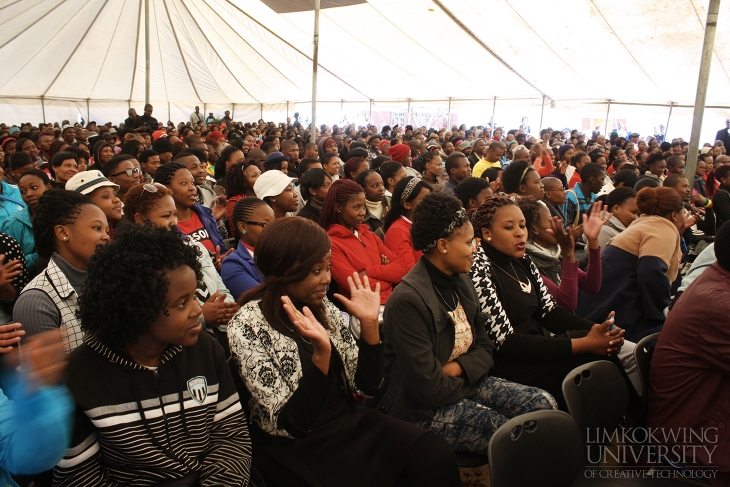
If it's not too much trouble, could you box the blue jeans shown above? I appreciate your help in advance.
[413,376,558,455]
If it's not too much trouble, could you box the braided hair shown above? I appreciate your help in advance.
[318,179,364,231]
[225,162,251,198]
[473,196,518,237]
[231,197,267,239]
[153,162,188,187]
[33,189,95,258]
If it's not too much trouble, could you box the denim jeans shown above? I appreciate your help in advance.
[413,376,558,455]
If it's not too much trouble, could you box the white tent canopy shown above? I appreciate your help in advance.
[1,0,729,132]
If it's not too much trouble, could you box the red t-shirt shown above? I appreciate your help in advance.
[178,212,215,253]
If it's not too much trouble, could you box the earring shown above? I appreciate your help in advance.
[487,237,492,241]
[242,230,247,234]
[441,250,447,254]
[63,237,67,241]
[272,198,276,202]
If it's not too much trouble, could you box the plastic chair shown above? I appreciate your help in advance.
[488,410,583,487]
[633,332,660,425]
[562,360,629,444]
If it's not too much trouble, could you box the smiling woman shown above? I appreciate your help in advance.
[54,224,252,486]
[228,217,460,487]
[14,189,110,353]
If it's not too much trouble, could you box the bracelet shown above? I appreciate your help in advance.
[704,198,713,208]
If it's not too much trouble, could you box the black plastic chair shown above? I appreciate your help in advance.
[633,332,660,424]
[488,410,583,487]
[562,360,629,444]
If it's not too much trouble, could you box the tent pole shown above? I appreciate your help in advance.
[144,0,150,107]
[232,104,235,123]
[686,0,720,179]
[370,99,373,125]
[286,101,289,122]
[665,103,674,140]
[86,99,90,125]
[310,0,320,144]
[539,95,545,132]
[260,104,263,120]
[604,100,612,135]
[448,97,452,129]
[406,98,411,127]
[41,96,46,124]
[341,99,344,125]
[491,96,496,131]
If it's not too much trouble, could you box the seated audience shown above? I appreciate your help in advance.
[648,222,730,485]
[470,196,631,410]
[48,151,78,188]
[221,197,273,300]
[356,169,389,238]
[123,183,238,345]
[253,169,298,219]
[453,177,493,218]
[14,190,110,353]
[320,179,406,309]
[578,187,684,342]
[378,192,557,455]
[66,170,123,241]
[54,225,252,486]
[597,187,638,249]
[520,197,604,312]
[297,168,332,223]
[383,176,432,272]
[228,217,460,487]
[500,159,545,200]
[1,169,51,274]
[154,162,226,258]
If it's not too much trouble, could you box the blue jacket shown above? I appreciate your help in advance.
[0,379,73,487]
[0,207,37,274]
[190,203,225,252]
[0,182,25,228]
[221,242,263,300]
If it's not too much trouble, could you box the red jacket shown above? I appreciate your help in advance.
[328,223,406,304]
[384,217,422,273]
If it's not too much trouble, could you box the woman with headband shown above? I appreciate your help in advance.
[377,192,557,455]
[383,176,432,272]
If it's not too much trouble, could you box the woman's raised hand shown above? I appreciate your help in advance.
[582,201,609,247]
[334,272,381,345]
[282,295,331,374]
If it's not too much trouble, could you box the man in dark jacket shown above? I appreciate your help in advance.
[715,118,730,149]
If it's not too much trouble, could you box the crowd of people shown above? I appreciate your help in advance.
[0,107,728,486]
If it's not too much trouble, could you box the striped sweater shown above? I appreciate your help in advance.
[53,332,251,486]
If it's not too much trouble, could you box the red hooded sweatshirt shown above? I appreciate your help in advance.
[328,223,406,304]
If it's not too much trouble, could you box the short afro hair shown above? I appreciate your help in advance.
[454,177,490,209]
[78,224,203,350]
[501,159,533,194]
[411,192,469,253]
[515,196,544,239]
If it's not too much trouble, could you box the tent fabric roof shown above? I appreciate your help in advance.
[0,0,729,107]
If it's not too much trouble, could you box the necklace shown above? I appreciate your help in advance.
[433,284,458,312]
[283,321,313,351]
[492,261,532,294]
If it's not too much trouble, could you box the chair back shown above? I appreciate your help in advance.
[561,360,629,444]
[488,410,583,487]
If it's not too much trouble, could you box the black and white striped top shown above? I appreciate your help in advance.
[53,331,252,486]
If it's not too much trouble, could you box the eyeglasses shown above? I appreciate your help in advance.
[111,167,141,177]
[242,220,268,229]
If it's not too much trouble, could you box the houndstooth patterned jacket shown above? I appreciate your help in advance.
[469,245,556,350]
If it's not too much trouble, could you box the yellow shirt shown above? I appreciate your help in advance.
[472,159,501,178]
